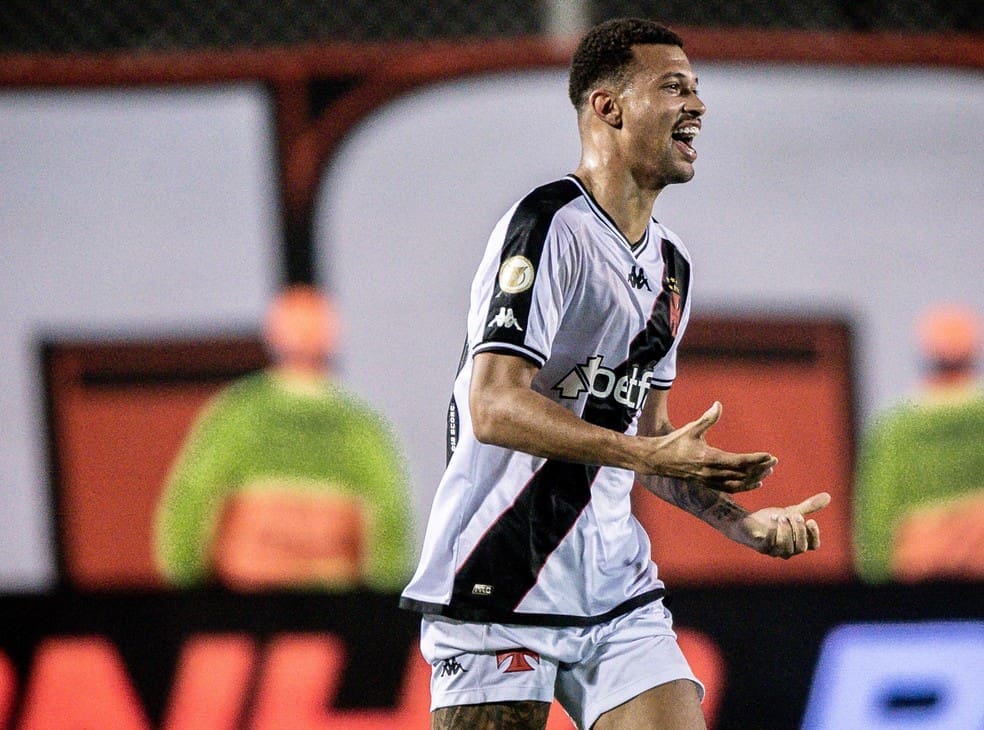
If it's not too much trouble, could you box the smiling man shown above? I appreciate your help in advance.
[400,18,830,730]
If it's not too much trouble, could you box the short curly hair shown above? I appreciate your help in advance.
[568,18,684,109]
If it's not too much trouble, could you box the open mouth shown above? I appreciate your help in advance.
[671,125,699,146]
[671,125,700,160]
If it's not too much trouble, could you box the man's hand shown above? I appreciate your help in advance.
[637,402,777,493]
[724,492,831,558]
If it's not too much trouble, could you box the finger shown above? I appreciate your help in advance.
[714,450,778,472]
[694,455,776,492]
[701,474,767,493]
[710,479,761,494]
[792,492,832,516]
[689,401,722,437]
[730,462,777,492]
[772,514,792,558]
[789,513,808,554]
[705,450,777,478]
[806,519,821,550]
[783,517,798,558]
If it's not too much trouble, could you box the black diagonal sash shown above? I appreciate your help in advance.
[449,238,690,619]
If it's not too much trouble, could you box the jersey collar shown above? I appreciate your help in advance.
[567,174,651,257]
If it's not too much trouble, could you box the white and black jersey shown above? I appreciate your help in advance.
[400,175,693,627]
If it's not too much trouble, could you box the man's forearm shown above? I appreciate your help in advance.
[471,382,643,470]
[639,473,749,531]
[470,353,777,492]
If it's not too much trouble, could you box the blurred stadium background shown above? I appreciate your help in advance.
[1,0,980,51]
[1,2,982,728]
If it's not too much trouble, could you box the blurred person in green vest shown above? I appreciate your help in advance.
[854,302,984,583]
[155,285,414,591]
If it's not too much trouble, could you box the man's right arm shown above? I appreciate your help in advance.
[469,351,775,491]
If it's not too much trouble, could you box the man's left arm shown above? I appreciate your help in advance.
[636,389,830,559]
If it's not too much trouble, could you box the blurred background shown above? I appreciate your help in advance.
[1,1,981,728]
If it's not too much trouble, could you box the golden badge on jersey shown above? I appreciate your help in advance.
[498,256,535,294]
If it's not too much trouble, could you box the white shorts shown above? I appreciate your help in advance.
[420,599,704,730]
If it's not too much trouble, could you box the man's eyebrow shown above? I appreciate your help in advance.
[657,71,698,84]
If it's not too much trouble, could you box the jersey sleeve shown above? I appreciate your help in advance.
[468,204,576,367]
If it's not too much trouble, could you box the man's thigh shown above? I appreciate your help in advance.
[554,603,704,729]
[432,700,551,730]
[593,680,705,730]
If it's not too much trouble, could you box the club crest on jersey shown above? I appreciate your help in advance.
[553,355,653,410]
[664,275,683,336]
[498,256,535,294]
[487,306,523,331]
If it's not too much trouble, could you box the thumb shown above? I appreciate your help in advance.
[691,401,722,437]
[792,492,831,516]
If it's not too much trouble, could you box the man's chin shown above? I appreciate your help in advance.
[661,166,696,186]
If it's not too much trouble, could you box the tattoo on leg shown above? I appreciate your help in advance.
[432,701,551,730]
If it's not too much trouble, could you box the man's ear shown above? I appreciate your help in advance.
[588,89,622,129]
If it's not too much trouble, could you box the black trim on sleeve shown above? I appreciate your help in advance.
[471,342,547,368]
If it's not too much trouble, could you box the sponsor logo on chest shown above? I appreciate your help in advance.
[553,355,653,410]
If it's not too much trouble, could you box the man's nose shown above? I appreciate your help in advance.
[684,93,706,117]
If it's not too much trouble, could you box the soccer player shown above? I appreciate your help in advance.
[400,18,830,730]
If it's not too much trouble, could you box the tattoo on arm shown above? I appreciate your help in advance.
[643,475,748,526]
[662,478,719,514]
[705,498,747,523]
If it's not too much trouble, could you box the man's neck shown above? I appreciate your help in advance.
[573,163,661,243]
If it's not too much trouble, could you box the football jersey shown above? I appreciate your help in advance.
[400,175,693,626]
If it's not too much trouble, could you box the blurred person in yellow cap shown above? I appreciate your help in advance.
[155,284,414,591]
[854,303,984,583]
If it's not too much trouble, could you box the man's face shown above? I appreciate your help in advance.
[615,44,705,189]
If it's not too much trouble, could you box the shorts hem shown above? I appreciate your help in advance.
[431,686,556,713]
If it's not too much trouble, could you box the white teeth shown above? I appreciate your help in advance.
[675,126,700,137]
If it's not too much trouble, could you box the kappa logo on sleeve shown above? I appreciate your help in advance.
[487,307,523,331]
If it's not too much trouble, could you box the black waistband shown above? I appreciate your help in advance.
[398,587,666,628]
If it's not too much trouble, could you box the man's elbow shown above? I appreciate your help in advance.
[469,392,508,445]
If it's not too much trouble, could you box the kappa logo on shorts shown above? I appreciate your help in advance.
[438,656,468,677]
[496,649,540,673]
